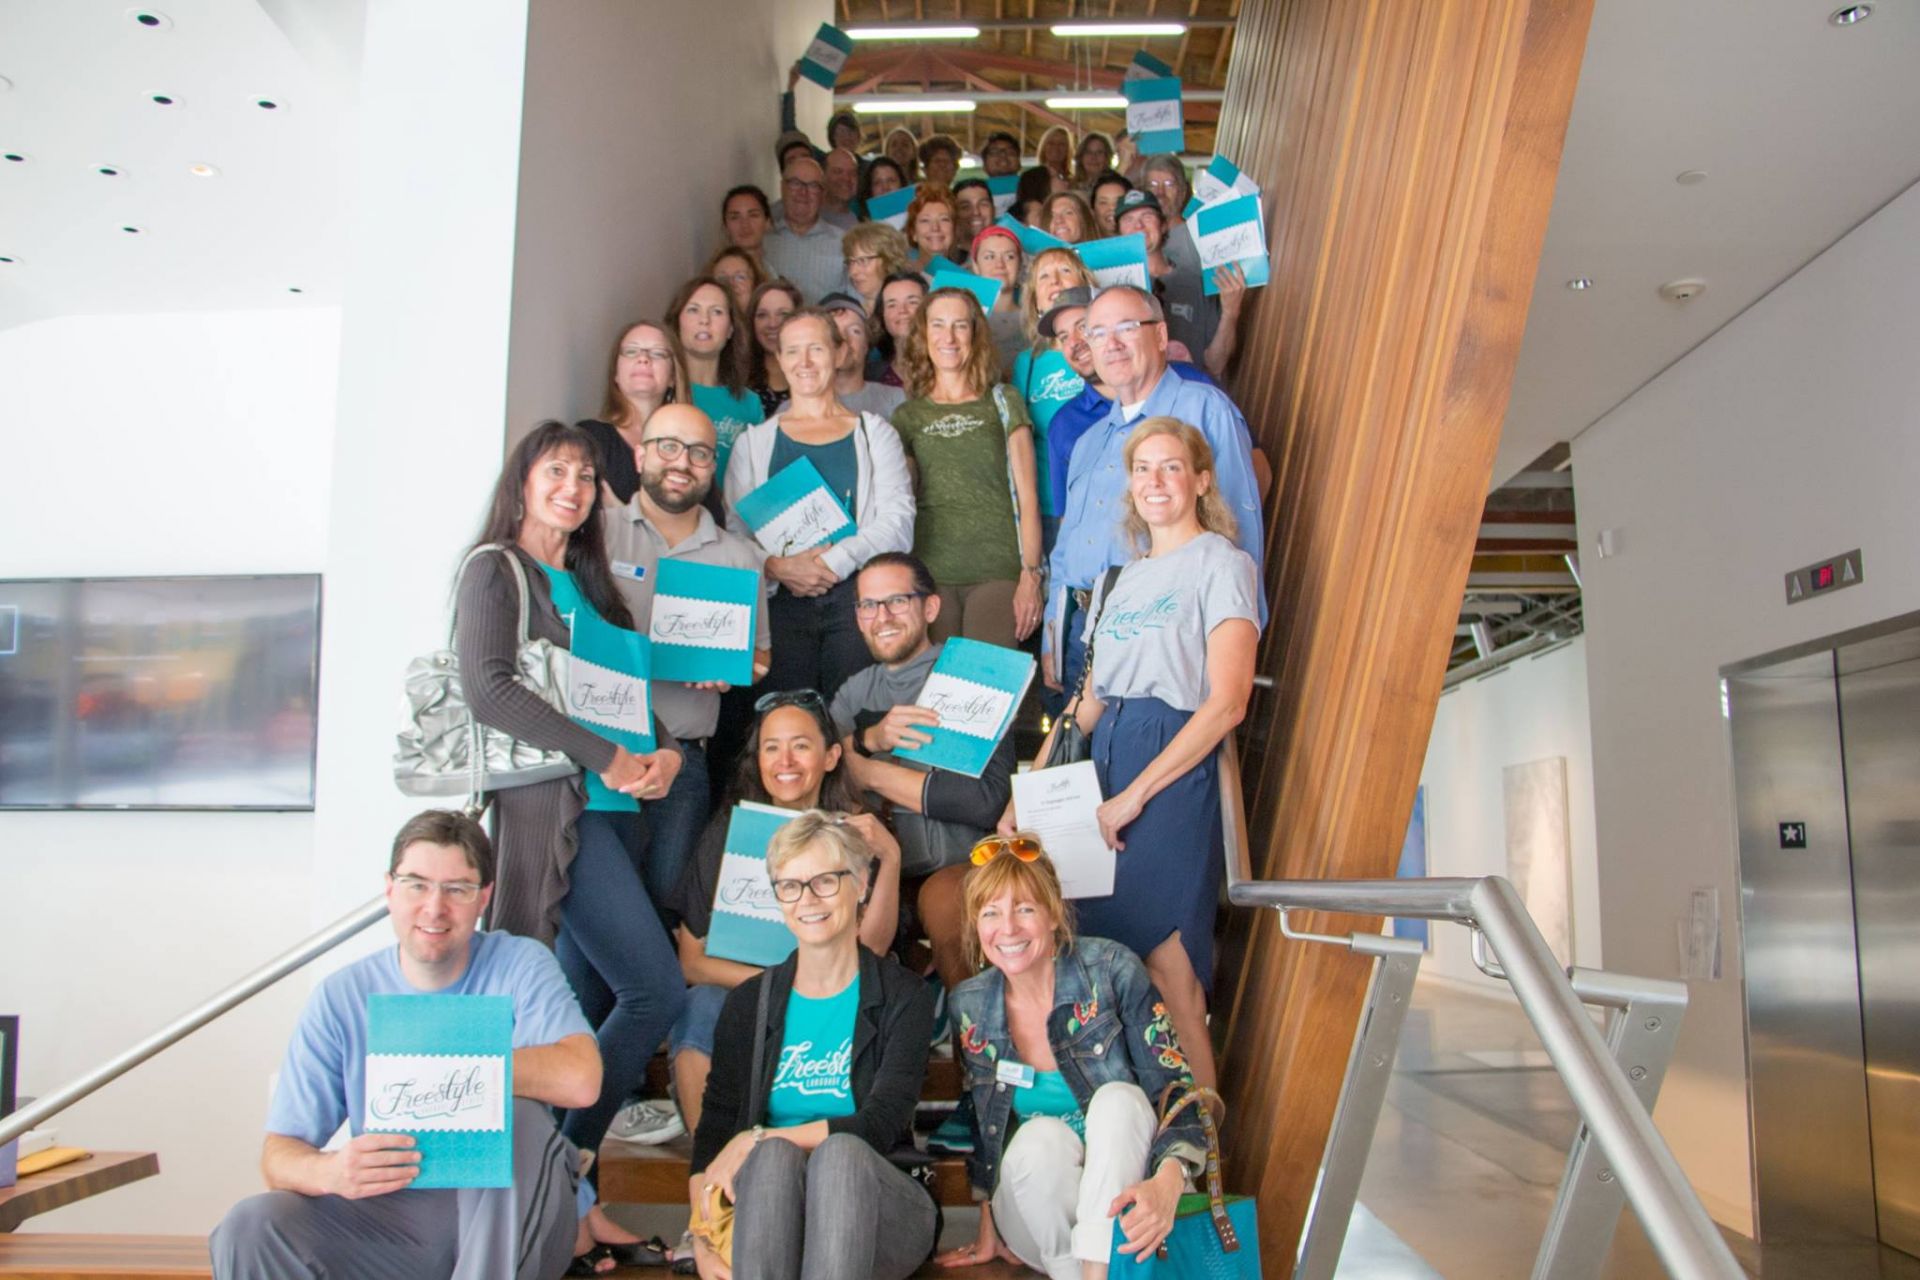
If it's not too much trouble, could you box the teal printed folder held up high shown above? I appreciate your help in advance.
[906,637,1035,779]
[705,802,801,966]
[364,994,513,1189]
[649,559,759,686]
[735,457,856,557]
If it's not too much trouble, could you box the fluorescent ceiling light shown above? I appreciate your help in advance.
[1045,95,1129,110]
[851,98,978,114]
[1051,22,1186,37]
[846,25,981,40]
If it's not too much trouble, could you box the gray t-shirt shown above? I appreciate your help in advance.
[1157,259,1220,365]
[599,502,771,741]
[1086,532,1258,712]
[829,643,1016,878]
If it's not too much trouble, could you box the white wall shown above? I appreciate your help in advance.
[0,307,340,1233]
[1415,637,1601,991]
[1572,177,1920,1234]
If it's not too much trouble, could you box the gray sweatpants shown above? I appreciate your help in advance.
[209,1100,579,1280]
[730,1131,936,1280]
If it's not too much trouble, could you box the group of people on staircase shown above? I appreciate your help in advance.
[211,106,1271,1280]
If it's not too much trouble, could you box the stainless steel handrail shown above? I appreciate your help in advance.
[1218,740,1741,1279]
[0,896,389,1149]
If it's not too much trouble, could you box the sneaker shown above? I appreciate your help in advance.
[928,1092,976,1155]
[608,1099,685,1145]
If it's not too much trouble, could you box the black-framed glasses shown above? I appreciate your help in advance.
[641,436,716,467]
[755,687,829,717]
[390,874,484,904]
[854,592,927,618]
[770,868,855,903]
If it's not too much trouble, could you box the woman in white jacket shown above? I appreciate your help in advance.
[724,307,916,698]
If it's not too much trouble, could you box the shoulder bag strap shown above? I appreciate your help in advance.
[990,384,1026,564]
[1153,1083,1240,1256]
[747,974,773,1127]
[446,542,536,649]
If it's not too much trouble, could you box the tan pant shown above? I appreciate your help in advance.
[929,579,1018,649]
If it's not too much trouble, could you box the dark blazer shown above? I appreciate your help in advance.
[689,944,935,1174]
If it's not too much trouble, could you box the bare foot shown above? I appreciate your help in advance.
[585,1203,643,1246]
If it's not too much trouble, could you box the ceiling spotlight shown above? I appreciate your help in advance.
[1565,277,1592,291]
[1830,5,1872,24]
[1051,21,1186,36]
[128,9,173,29]
[188,162,219,177]
[1045,94,1130,110]
[845,25,981,40]
[1675,168,1708,186]
[120,225,145,235]
[254,97,281,110]
[95,164,124,177]
[288,286,304,294]
[851,98,978,114]
[1658,277,1707,303]
[4,153,26,163]
[149,91,179,106]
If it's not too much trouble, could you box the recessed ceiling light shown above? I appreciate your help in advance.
[1830,4,1872,25]
[128,9,172,29]
[120,225,145,235]
[148,91,179,106]
[95,164,125,177]
[1566,277,1593,291]
[188,162,219,177]
[1676,169,1708,186]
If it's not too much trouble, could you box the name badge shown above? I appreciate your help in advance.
[611,561,647,581]
[995,1060,1036,1089]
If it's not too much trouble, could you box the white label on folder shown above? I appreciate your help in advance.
[650,595,752,650]
[758,489,850,555]
[996,1060,1036,1088]
[803,35,849,76]
[1088,260,1149,291]
[1195,218,1265,271]
[566,654,651,734]
[365,1055,506,1132]
[1128,98,1182,135]
[916,672,1015,740]
[714,851,785,922]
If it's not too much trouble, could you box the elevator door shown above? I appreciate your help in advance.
[1837,638,1920,1258]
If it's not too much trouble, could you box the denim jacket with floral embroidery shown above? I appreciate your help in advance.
[949,935,1205,1196]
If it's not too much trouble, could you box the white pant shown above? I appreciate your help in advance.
[991,1081,1157,1279]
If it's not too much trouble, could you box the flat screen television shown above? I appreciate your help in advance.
[0,575,321,810]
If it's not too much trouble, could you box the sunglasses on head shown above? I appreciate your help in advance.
[755,688,828,717]
[970,833,1044,867]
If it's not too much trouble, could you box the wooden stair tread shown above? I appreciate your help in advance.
[0,1234,210,1278]
[0,1155,161,1234]
[598,1134,974,1207]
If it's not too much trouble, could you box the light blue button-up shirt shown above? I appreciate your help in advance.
[1043,365,1267,656]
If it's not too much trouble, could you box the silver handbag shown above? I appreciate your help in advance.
[392,544,579,811]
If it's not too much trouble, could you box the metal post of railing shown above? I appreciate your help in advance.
[0,896,390,1148]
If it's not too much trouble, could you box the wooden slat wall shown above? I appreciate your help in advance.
[1206,0,1593,1266]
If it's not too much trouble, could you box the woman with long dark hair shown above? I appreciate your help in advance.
[667,275,763,479]
[577,320,690,506]
[453,421,688,1270]
[857,156,909,218]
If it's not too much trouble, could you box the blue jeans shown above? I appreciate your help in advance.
[557,811,687,1186]
[640,740,709,918]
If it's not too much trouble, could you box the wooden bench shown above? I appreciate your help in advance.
[0,1234,211,1278]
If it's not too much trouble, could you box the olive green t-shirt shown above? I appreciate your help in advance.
[891,389,1032,586]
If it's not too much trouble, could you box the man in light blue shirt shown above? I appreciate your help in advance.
[210,811,603,1280]
[762,154,849,304]
[1043,284,1267,697]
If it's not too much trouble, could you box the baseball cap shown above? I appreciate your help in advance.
[1038,285,1096,339]
[1113,189,1164,223]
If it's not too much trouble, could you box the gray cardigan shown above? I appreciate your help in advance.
[453,545,676,943]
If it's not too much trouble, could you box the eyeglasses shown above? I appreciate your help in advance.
[854,592,927,618]
[1086,318,1154,344]
[784,178,825,193]
[770,868,855,903]
[755,687,829,717]
[1145,177,1183,194]
[970,833,1044,867]
[390,874,484,904]
[847,253,881,269]
[641,436,716,467]
[620,346,674,364]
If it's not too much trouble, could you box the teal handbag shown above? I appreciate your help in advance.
[1110,1086,1262,1279]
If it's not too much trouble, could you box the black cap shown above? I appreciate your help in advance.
[817,292,869,318]
[1113,189,1164,223]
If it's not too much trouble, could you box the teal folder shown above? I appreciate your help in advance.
[905,638,1035,779]
[735,457,856,556]
[704,802,801,966]
[364,994,513,1189]
[649,559,759,686]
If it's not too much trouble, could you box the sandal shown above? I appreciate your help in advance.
[603,1236,673,1268]
[566,1245,617,1277]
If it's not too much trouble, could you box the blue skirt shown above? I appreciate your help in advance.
[1077,695,1224,995]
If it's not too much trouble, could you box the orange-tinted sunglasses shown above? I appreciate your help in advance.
[970,833,1044,867]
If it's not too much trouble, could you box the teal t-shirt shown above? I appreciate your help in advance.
[1011,1067,1085,1138]
[535,563,638,813]
[1011,349,1086,518]
[766,975,860,1128]
[690,382,764,478]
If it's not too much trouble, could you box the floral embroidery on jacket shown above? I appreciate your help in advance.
[1143,1000,1192,1079]
[959,1011,997,1061]
[1065,983,1100,1036]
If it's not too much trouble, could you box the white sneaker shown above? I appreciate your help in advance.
[608,1099,685,1145]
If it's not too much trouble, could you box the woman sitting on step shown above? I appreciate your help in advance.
[935,841,1207,1280]
[687,810,937,1280]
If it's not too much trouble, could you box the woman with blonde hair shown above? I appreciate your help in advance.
[1043,191,1097,245]
[1074,130,1115,188]
[892,287,1043,649]
[705,245,769,314]
[1036,125,1074,185]
[687,810,935,1280]
[842,221,913,316]
[578,319,692,505]
[905,185,965,273]
[1010,249,1096,531]
[1020,248,1095,347]
[934,841,1206,1279]
[1005,417,1259,1094]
